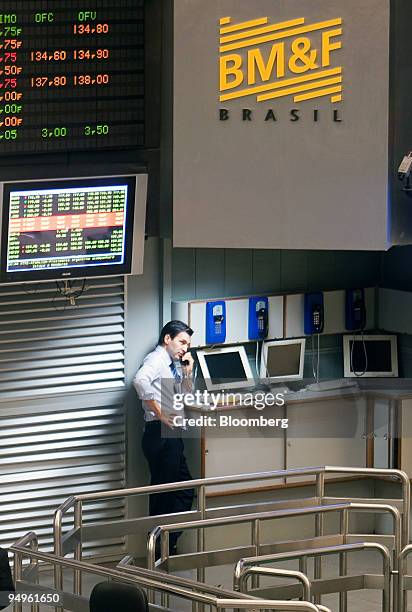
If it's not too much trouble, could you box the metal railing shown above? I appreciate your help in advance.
[118,556,313,611]
[117,554,254,610]
[234,566,312,602]
[233,542,391,612]
[52,466,410,597]
[117,553,244,595]
[10,532,332,612]
[235,566,312,602]
[397,544,412,611]
[146,502,401,574]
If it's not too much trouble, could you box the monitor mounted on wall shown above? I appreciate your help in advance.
[343,334,398,377]
[260,338,306,382]
[0,174,147,283]
[197,345,255,392]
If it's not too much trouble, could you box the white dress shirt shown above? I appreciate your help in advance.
[133,345,184,422]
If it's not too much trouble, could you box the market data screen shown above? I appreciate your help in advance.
[0,1,144,154]
[2,178,135,279]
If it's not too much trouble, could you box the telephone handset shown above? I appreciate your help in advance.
[353,297,366,330]
[311,303,324,334]
[212,305,224,335]
[248,296,269,340]
[304,292,324,335]
[345,289,366,331]
[256,300,268,335]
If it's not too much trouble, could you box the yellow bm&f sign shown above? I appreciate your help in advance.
[219,16,343,121]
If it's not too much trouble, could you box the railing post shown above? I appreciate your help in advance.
[13,551,22,612]
[299,557,308,600]
[251,519,260,590]
[30,535,39,612]
[398,547,408,612]
[147,528,159,605]
[53,496,75,612]
[233,559,244,593]
[197,485,206,584]
[392,511,401,612]
[379,543,391,612]
[400,472,410,612]
[53,510,63,612]
[160,531,170,609]
[339,509,348,612]
[314,472,325,606]
[74,500,82,596]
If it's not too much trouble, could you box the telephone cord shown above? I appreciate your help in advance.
[350,328,368,377]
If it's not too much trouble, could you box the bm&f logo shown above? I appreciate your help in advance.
[219,15,343,123]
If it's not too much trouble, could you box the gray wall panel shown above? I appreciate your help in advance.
[252,250,282,293]
[124,238,163,556]
[280,251,308,292]
[172,248,381,300]
[196,249,226,298]
[171,246,382,379]
[174,0,390,250]
[382,245,412,290]
[224,249,253,295]
[171,248,197,300]
[306,251,337,290]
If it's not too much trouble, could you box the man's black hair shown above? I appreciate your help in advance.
[158,320,193,345]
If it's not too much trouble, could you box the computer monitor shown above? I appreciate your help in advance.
[197,345,255,391]
[343,334,398,377]
[0,174,147,283]
[260,338,306,382]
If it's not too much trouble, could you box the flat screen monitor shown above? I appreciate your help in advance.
[0,174,147,283]
[197,346,255,391]
[260,338,306,382]
[343,334,398,377]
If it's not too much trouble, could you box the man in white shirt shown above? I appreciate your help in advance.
[133,320,195,554]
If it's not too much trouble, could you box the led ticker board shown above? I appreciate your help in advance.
[0,1,144,154]
[0,175,142,282]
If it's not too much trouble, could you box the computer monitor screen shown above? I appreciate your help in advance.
[197,346,254,391]
[343,335,398,377]
[0,175,147,282]
[260,338,306,382]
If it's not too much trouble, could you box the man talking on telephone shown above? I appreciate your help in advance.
[133,320,195,554]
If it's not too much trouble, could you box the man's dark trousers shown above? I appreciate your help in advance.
[142,421,194,549]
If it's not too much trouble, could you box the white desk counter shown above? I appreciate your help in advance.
[183,380,412,491]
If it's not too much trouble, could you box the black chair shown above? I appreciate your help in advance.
[89,581,148,612]
[0,548,14,611]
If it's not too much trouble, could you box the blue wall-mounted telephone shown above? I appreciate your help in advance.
[248,296,269,340]
[304,292,324,335]
[345,289,366,331]
[206,300,226,344]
